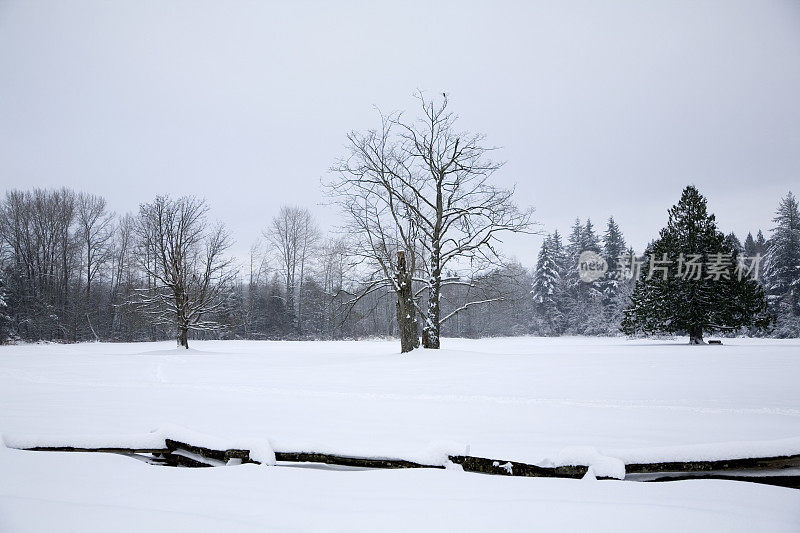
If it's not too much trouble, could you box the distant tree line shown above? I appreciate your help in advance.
[0,187,795,346]
[0,95,797,347]
[0,186,529,346]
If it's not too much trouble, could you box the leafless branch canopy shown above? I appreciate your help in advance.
[326,92,537,348]
[135,195,234,347]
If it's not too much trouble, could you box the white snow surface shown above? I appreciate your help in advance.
[551,446,626,479]
[1,336,799,531]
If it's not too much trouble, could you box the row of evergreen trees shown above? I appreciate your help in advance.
[530,189,800,338]
[531,217,632,336]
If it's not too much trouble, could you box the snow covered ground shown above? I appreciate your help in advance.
[1,336,799,531]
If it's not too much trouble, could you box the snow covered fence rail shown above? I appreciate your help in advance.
[0,429,605,478]
[626,455,800,475]
[447,455,589,478]
[5,428,800,487]
[8,440,595,479]
[163,438,442,471]
[273,451,440,471]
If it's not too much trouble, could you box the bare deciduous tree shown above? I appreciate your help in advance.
[328,112,423,352]
[329,93,535,350]
[398,93,535,348]
[318,237,356,337]
[135,196,234,349]
[76,192,114,299]
[263,206,320,335]
[108,213,136,339]
[76,192,114,339]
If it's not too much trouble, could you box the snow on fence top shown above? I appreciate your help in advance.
[5,425,800,482]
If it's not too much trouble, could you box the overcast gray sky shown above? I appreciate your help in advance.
[1,0,798,265]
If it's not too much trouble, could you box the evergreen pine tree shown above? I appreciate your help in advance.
[560,219,583,332]
[764,192,800,334]
[725,232,743,254]
[598,217,629,331]
[743,232,758,257]
[603,217,627,275]
[532,235,559,305]
[550,230,568,278]
[549,230,569,334]
[532,234,564,334]
[756,230,768,256]
[561,219,605,334]
[565,218,584,277]
[581,219,601,253]
[621,186,772,344]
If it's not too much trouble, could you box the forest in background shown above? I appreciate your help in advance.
[0,186,796,344]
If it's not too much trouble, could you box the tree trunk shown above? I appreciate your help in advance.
[177,290,189,349]
[297,262,305,336]
[286,281,296,334]
[689,326,704,345]
[422,267,441,349]
[396,251,418,353]
[423,180,443,350]
[178,326,189,349]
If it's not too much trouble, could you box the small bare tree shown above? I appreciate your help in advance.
[318,237,357,337]
[135,196,234,349]
[263,206,320,335]
[76,192,114,299]
[109,213,136,339]
[76,192,114,339]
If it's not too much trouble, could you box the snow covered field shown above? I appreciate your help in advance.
[1,337,799,531]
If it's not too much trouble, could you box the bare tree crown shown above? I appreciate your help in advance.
[327,92,536,349]
[135,195,234,347]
